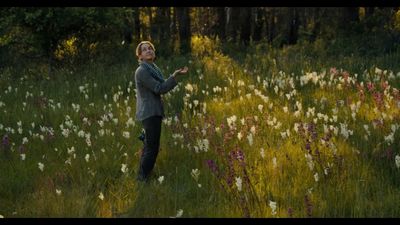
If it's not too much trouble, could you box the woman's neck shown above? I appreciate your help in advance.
[141,59,154,64]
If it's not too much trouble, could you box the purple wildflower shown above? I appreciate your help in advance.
[305,141,311,152]
[236,149,245,162]
[307,123,318,141]
[288,207,294,218]
[304,194,313,217]
[18,145,27,154]
[206,159,220,178]
[226,153,235,186]
[2,134,10,148]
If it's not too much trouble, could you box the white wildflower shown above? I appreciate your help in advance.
[384,133,394,144]
[375,67,382,75]
[283,106,288,113]
[196,139,209,152]
[61,128,70,138]
[98,192,104,201]
[215,127,221,133]
[38,162,44,171]
[185,83,194,92]
[191,169,200,182]
[235,177,242,191]
[247,133,253,146]
[395,155,400,169]
[67,146,75,154]
[269,200,277,215]
[272,157,277,169]
[121,164,128,173]
[122,131,130,139]
[65,158,72,165]
[237,132,243,140]
[260,148,265,158]
[113,118,118,125]
[125,118,135,128]
[77,130,85,138]
[227,115,237,129]
[85,154,90,162]
[158,176,164,184]
[305,153,314,171]
[172,209,183,218]
[85,135,91,147]
[314,173,319,182]
[250,126,256,135]
[324,167,329,175]
[258,104,263,112]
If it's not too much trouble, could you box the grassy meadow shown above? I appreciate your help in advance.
[0,36,400,218]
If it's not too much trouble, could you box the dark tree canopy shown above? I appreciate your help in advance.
[1,7,399,73]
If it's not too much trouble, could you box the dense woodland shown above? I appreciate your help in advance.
[1,7,400,75]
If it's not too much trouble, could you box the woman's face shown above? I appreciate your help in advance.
[139,43,155,62]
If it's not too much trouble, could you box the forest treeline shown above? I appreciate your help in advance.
[1,7,400,75]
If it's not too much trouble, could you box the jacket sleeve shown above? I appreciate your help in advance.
[136,67,178,95]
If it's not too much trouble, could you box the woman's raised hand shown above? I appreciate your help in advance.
[173,66,188,77]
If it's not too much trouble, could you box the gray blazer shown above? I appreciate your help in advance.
[134,65,178,121]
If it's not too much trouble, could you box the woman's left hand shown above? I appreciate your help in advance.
[173,66,188,77]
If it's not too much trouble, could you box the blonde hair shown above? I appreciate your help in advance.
[135,41,155,58]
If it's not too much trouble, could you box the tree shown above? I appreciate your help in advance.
[252,7,265,42]
[0,7,128,74]
[225,7,240,43]
[132,7,141,44]
[288,7,300,45]
[265,7,277,44]
[216,7,226,41]
[239,8,252,44]
[175,7,191,54]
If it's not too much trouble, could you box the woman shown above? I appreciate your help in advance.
[134,41,188,182]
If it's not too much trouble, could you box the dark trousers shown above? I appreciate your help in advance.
[138,116,162,180]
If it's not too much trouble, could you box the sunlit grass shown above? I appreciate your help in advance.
[0,36,399,217]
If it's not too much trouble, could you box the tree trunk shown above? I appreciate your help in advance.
[225,7,240,43]
[342,7,359,28]
[148,7,157,41]
[266,7,276,44]
[216,7,226,41]
[123,9,134,45]
[288,7,299,45]
[239,7,252,45]
[133,7,141,42]
[310,7,321,42]
[176,7,191,54]
[252,7,264,42]
[155,7,171,55]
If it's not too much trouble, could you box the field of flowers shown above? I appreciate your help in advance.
[0,36,399,217]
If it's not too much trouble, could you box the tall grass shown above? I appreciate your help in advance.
[0,35,399,217]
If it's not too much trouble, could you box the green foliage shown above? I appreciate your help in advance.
[0,7,133,75]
